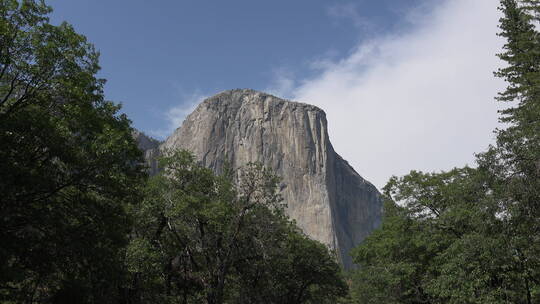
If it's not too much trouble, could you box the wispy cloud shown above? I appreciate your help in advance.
[149,91,207,139]
[264,67,296,99]
[285,0,505,189]
[327,2,373,31]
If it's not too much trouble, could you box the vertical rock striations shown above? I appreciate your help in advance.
[132,130,161,176]
[139,89,382,269]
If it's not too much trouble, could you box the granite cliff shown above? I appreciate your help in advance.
[137,89,382,269]
[132,130,161,176]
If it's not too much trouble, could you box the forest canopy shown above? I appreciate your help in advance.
[1,0,540,303]
[0,1,346,303]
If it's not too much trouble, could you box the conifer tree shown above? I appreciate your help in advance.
[350,1,540,303]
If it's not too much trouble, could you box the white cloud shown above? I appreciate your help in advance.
[150,92,207,139]
[289,0,505,189]
[265,67,296,99]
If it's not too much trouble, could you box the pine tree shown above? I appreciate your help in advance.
[351,1,540,303]
[477,0,540,302]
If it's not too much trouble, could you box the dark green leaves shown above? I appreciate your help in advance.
[125,150,347,304]
[0,1,146,302]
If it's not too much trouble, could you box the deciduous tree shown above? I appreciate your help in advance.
[0,1,146,302]
[126,150,347,304]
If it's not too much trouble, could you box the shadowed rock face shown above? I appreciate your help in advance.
[138,89,382,269]
[132,130,161,176]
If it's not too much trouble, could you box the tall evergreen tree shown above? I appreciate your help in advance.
[477,0,540,301]
[350,1,540,303]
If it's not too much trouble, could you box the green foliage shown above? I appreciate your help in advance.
[350,1,540,303]
[351,169,500,304]
[350,168,538,303]
[480,0,540,302]
[234,230,348,304]
[125,150,347,304]
[0,3,346,303]
[0,1,146,302]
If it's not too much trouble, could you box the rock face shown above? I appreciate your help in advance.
[132,130,161,176]
[140,89,382,269]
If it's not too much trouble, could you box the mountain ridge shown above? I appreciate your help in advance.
[136,89,382,268]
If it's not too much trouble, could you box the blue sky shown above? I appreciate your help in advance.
[48,0,504,188]
[48,0,424,135]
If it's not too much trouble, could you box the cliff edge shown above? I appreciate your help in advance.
[140,89,382,268]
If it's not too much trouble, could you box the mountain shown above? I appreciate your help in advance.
[137,89,382,269]
[132,129,161,175]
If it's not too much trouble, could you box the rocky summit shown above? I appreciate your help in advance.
[136,89,382,269]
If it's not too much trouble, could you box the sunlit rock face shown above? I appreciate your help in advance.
[138,89,382,269]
